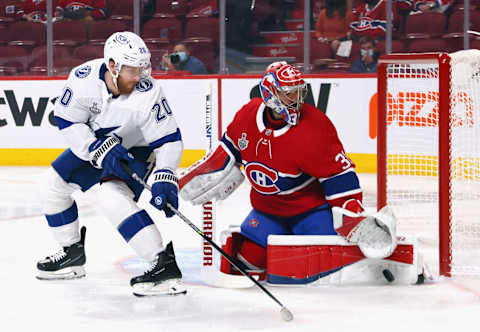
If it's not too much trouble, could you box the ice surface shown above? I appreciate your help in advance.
[0,167,479,332]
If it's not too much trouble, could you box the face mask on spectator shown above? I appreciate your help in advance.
[361,49,374,57]
[176,52,188,63]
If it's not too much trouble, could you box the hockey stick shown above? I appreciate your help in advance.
[120,162,294,322]
[199,84,255,288]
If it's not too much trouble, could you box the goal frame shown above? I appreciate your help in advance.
[377,53,452,277]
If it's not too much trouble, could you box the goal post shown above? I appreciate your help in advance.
[377,51,480,277]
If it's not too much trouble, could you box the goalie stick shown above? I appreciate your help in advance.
[120,161,294,322]
[199,84,255,288]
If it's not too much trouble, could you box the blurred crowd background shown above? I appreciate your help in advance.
[0,0,479,76]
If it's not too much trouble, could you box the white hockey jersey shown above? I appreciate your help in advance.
[54,58,183,170]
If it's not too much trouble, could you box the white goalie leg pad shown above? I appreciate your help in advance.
[333,205,397,259]
[98,180,164,261]
[267,235,421,286]
[179,143,244,205]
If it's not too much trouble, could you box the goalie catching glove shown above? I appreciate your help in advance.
[332,199,397,259]
[179,143,244,205]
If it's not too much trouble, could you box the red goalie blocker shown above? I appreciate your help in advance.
[220,228,421,285]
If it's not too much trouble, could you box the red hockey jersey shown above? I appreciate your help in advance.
[350,0,400,39]
[222,98,362,218]
[56,0,106,19]
[17,0,47,21]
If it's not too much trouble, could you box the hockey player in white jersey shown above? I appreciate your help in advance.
[36,31,186,296]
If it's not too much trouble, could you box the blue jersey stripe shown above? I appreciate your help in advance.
[54,116,74,130]
[149,128,182,150]
[320,171,360,198]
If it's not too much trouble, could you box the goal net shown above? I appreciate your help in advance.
[377,50,480,277]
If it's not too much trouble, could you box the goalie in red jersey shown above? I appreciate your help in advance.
[180,62,427,285]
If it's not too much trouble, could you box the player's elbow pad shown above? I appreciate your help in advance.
[179,144,244,205]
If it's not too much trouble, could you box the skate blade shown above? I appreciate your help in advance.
[132,278,187,297]
[36,266,86,280]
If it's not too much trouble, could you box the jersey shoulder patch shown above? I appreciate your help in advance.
[136,78,154,92]
[74,65,92,79]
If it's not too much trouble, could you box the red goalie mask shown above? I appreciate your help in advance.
[259,62,307,126]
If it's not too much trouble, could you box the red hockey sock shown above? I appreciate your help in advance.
[237,238,266,269]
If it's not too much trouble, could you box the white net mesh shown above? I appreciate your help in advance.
[385,50,480,276]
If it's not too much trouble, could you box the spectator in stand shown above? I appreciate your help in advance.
[315,0,354,55]
[350,0,400,42]
[55,0,107,21]
[411,0,454,13]
[349,36,379,73]
[161,43,208,74]
[17,0,47,22]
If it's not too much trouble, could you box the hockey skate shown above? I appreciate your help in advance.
[37,226,87,280]
[130,241,186,297]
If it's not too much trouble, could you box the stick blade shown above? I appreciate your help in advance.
[280,307,294,322]
[200,266,258,288]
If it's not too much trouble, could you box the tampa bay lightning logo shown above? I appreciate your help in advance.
[114,34,129,44]
[136,78,153,92]
[75,65,91,78]
[245,162,280,194]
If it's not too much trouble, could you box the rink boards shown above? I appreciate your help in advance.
[0,74,378,171]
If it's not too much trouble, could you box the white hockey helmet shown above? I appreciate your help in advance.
[104,31,152,86]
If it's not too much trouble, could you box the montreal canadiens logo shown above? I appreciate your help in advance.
[277,66,301,84]
[75,65,91,78]
[245,162,280,195]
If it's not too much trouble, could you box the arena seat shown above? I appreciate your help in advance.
[156,0,189,16]
[90,19,131,44]
[142,14,183,43]
[29,45,72,68]
[7,21,46,46]
[407,37,451,53]
[53,20,88,46]
[404,12,447,38]
[0,45,29,73]
[184,17,219,43]
[72,44,105,62]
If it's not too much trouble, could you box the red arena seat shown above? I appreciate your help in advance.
[0,45,29,73]
[72,44,105,62]
[90,19,131,44]
[184,17,219,43]
[404,12,447,38]
[29,45,72,68]
[53,20,88,46]
[142,15,183,43]
[7,21,46,46]
[407,38,451,53]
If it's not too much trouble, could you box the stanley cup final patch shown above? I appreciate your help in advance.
[238,133,249,151]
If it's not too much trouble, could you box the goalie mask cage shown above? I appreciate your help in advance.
[377,51,480,277]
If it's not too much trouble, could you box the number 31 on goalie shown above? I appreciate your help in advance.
[151,97,173,123]
[335,152,352,170]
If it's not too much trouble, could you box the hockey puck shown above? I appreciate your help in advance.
[382,269,395,282]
